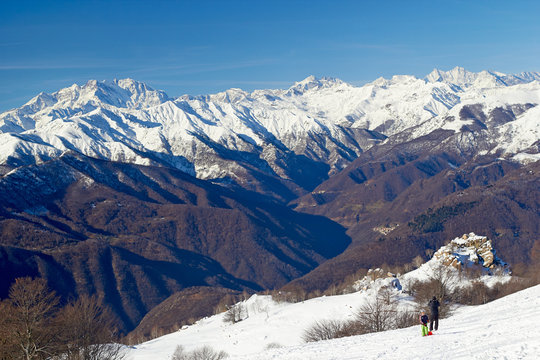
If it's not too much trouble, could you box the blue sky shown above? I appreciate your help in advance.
[1,0,539,112]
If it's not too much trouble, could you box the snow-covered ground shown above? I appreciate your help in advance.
[126,233,534,360]
[127,284,540,360]
[235,284,540,360]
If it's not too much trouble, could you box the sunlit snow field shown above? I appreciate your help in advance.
[127,282,540,360]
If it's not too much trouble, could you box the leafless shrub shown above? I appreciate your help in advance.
[325,284,340,296]
[171,345,187,360]
[453,282,490,305]
[264,342,282,349]
[55,295,125,360]
[302,319,357,342]
[454,277,534,306]
[341,284,357,294]
[171,345,228,360]
[493,277,534,298]
[400,277,417,296]
[123,332,148,347]
[301,285,422,343]
[190,346,228,360]
[411,279,438,304]
[394,310,418,329]
[308,289,323,299]
[0,301,18,359]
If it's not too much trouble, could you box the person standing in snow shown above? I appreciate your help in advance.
[428,296,440,331]
[419,311,431,336]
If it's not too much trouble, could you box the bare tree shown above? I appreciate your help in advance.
[426,262,459,302]
[411,263,458,319]
[55,295,125,360]
[0,278,126,360]
[3,277,60,360]
[354,292,396,333]
[0,300,18,359]
[223,303,248,324]
[378,286,398,305]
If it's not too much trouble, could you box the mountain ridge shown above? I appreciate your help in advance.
[1,67,539,189]
[1,66,539,335]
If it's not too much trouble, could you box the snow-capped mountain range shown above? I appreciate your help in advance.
[1,68,539,341]
[1,67,539,189]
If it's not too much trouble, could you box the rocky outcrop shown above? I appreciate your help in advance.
[433,233,506,270]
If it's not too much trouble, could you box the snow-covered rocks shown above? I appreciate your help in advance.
[433,233,507,271]
[353,268,401,292]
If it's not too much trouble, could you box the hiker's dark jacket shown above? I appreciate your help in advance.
[428,299,440,316]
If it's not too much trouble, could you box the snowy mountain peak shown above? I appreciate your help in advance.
[297,75,318,84]
[515,71,540,82]
[288,75,344,94]
[83,78,169,109]
[208,88,250,104]
[23,92,57,113]
[425,66,540,89]
[25,78,169,114]
[426,66,481,87]
[113,78,169,104]
[1,67,539,181]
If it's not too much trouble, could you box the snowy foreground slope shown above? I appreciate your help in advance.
[128,283,540,360]
[127,234,534,360]
[235,285,540,360]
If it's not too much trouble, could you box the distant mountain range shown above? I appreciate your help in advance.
[2,67,539,194]
[1,67,539,334]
